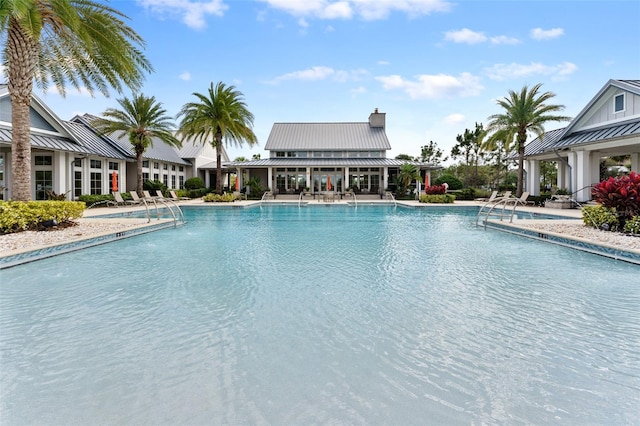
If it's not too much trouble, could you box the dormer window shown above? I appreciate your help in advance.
[614,93,625,113]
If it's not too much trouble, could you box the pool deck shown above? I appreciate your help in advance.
[2,198,639,269]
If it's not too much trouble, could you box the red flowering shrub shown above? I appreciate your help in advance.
[424,185,446,195]
[591,172,640,223]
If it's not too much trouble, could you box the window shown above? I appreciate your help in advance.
[108,162,118,171]
[90,159,102,169]
[614,93,625,113]
[154,162,159,169]
[163,174,168,186]
[142,160,149,168]
[179,176,184,189]
[171,175,176,189]
[35,155,52,166]
[171,165,176,171]
[179,166,184,172]
[90,172,102,195]
[163,164,168,170]
[143,172,149,182]
[154,173,159,181]
[35,170,53,200]
[74,171,82,197]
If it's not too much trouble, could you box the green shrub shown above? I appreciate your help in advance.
[434,174,463,190]
[143,180,168,193]
[202,192,236,203]
[582,205,618,231]
[184,177,205,190]
[454,188,475,200]
[419,194,456,204]
[623,216,640,235]
[0,201,85,234]
[187,188,210,198]
[78,194,115,207]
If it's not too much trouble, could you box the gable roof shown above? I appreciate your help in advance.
[78,113,190,165]
[265,122,392,151]
[524,79,640,157]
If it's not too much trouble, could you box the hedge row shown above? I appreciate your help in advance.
[0,201,86,234]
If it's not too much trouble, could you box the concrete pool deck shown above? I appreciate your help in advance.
[1,198,639,268]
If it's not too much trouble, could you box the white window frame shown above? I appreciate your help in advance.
[614,93,625,113]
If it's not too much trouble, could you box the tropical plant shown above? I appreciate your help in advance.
[434,174,463,190]
[419,194,455,204]
[1,0,151,201]
[623,216,640,235]
[581,205,618,231]
[396,163,421,197]
[591,171,640,226]
[177,82,258,194]
[424,185,447,195]
[91,94,180,195]
[486,84,570,197]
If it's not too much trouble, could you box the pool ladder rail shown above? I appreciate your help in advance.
[476,192,532,228]
[143,196,186,227]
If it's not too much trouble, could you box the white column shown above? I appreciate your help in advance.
[631,153,640,173]
[574,150,591,202]
[525,159,540,195]
[344,166,349,189]
[306,167,311,191]
[383,167,388,191]
[82,157,90,195]
[204,169,210,188]
[556,160,567,190]
[268,167,273,191]
[590,151,602,187]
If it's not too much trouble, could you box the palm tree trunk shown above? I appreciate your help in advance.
[136,152,144,196]
[516,133,526,197]
[7,18,39,201]
[216,150,223,194]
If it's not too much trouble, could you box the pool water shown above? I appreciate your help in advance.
[1,205,639,424]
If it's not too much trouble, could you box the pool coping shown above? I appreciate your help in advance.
[0,219,179,269]
[483,218,640,265]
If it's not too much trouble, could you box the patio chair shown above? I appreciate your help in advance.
[504,192,532,206]
[113,192,140,206]
[478,190,498,203]
[322,191,335,202]
[130,191,145,204]
[169,190,191,201]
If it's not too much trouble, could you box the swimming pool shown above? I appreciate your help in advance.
[1,205,639,424]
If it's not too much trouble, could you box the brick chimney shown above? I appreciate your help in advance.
[368,108,385,129]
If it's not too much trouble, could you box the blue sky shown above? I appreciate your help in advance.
[30,0,640,163]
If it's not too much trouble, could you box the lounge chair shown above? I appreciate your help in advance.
[113,192,140,206]
[130,191,145,204]
[478,190,498,203]
[322,191,335,202]
[504,191,533,206]
[169,190,190,201]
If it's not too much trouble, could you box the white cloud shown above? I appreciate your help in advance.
[269,66,368,84]
[490,35,520,45]
[179,71,191,81]
[530,27,564,41]
[443,113,465,125]
[375,72,483,99]
[351,86,367,95]
[257,0,452,22]
[377,60,390,65]
[484,61,578,81]
[137,0,228,29]
[444,28,487,44]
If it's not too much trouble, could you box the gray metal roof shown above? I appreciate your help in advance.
[178,137,208,158]
[63,120,131,160]
[227,157,437,169]
[525,119,640,156]
[0,125,94,154]
[80,114,191,165]
[264,122,392,151]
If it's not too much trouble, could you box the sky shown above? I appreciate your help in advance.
[25,0,640,164]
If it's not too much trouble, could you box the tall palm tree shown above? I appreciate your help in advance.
[177,82,257,194]
[91,94,180,196]
[1,0,151,201]
[482,127,516,189]
[486,83,570,196]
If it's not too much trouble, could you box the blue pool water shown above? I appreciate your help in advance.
[1,205,639,424]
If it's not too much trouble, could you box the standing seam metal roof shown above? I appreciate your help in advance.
[264,123,392,151]
[0,126,94,154]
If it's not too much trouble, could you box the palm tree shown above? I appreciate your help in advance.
[482,127,516,189]
[397,163,422,196]
[486,83,570,196]
[1,0,151,201]
[177,82,257,194]
[91,94,180,195]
